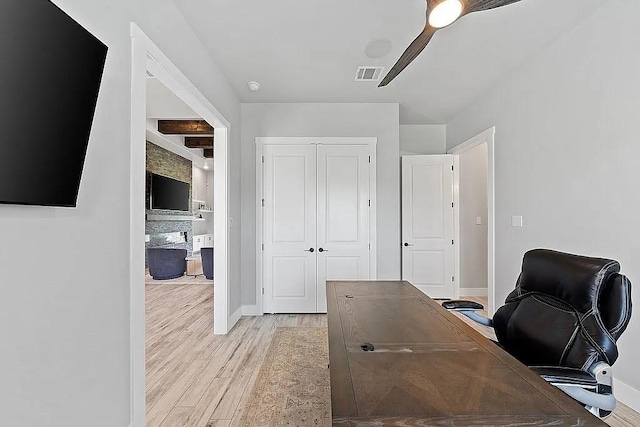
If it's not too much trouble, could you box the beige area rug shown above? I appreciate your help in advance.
[240,327,331,426]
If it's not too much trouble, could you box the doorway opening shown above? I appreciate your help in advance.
[448,127,496,314]
[130,24,231,427]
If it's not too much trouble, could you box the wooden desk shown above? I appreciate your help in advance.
[327,281,606,426]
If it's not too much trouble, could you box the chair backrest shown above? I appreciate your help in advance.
[493,249,632,370]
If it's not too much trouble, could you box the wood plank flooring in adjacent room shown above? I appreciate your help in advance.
[145,284,640,427]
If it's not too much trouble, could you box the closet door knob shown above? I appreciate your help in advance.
[318,248,327,252]
[305,248,315,253]
[403,242,413,247]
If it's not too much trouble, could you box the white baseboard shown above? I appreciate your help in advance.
[242,304,262,316]
[459,288,488,297]
[229,306,243,328]
[614,378,640,412]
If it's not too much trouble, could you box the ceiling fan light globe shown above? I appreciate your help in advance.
[428,0,463,28]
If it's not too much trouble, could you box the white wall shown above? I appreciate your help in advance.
[240,103,401,305]
[146,78,199,119]
[206,170,214,207]
[446,0,640,400]
[192,165,207,202]
[458,143,488,291]
[400,124,446,155]
[0,1,241,426]
[206,170,215,238]
[192,166,213,236]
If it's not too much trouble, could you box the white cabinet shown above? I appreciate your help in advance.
[193,235,204,253]
[193,233,213,253]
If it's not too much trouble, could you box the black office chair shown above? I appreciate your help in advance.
[445,249,632,418]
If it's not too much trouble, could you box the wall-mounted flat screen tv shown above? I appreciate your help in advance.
[0,0,108,207]
[151,174,190,212]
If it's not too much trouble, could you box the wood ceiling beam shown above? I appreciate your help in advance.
[158,120,214,135]
[185,137,214,149]
[203,149,214,158]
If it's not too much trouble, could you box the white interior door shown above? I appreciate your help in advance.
[401,155,455,298]
[263,145,317,313]
[316,145,371,312]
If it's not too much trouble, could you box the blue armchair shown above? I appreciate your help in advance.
[147,248,186,280]
[200,247,214,280]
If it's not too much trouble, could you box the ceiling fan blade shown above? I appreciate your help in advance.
[378,26,438,87]
[465,0,522,14]
[378,0,522,87]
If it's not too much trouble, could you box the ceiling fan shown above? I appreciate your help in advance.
[379,0,523,87]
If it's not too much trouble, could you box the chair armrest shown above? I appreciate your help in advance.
[441,300,493,327]
[459,310,493,327]
[555,385,616,412]
[442,300,484,310]
[531,364,617,417]
[588,361,613,388]
[530,366,598,388]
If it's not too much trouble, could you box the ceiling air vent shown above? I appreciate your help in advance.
[355,66,384,82]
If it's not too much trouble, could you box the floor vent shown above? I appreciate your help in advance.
[355,66,384,82]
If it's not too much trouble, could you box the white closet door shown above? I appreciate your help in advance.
[263,145,317,313]
[316,145,371,312]
[401,155,455,298]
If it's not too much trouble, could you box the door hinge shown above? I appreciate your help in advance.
[261,156,264,163]
[368,199,371,207]
[261,243,264,251]
[451,202,454,208]
[262,288,265,294]
[369,156,371,163]
[452,239,454,245]
[368,243,371,250]
[261,199,265,207]
[452,276,455,282]
[452,165,454,171]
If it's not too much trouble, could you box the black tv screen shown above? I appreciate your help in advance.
[151,174,190,212]
[0,0,108,207]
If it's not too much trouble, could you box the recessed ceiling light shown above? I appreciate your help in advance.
[248,81,261,92]
[365,39,393,59]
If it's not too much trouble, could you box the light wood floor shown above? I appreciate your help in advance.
[145,285,640,426]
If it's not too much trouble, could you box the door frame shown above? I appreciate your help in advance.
[255,137,378,314]
[130,23,231,427]
[447,127,496,314]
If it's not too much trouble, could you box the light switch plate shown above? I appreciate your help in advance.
[511,215,523,227]
[476,217,482,225]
